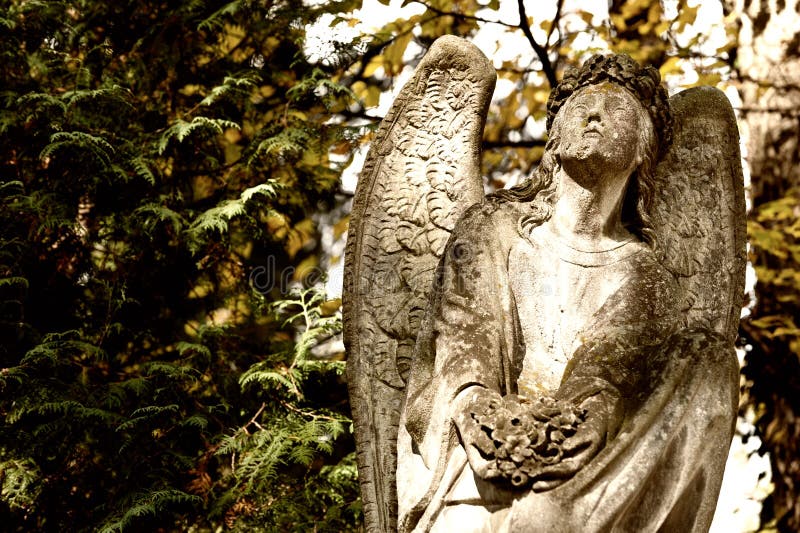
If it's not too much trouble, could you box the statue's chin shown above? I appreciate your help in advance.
[561,151,611,187]
[560,143,634,188]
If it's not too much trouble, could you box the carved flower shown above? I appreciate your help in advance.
[468,393,586,489]
[508,439,533,464]
[510,470,529,488]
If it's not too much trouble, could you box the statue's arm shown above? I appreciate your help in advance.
[404,205,519,467]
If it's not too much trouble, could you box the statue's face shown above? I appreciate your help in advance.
[558,82,648,185]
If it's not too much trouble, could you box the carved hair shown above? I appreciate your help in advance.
[547,54,672,158]
[623,108,660,254]
[491,113,562,230]
[493,53,670,255]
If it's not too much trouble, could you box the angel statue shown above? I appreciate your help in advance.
[343,36,745,533]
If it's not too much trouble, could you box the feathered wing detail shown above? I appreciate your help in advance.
[342,36,495,532]
[652,87,746,341]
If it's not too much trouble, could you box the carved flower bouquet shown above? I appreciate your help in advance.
[468,394,587,489]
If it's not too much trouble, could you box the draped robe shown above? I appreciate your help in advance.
[396,199,738,533]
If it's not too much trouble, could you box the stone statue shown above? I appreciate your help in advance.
[343,36,745,533]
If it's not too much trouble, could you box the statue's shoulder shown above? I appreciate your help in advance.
[630,245,670,274]
[450,198,524,246]
[625,245,681,311]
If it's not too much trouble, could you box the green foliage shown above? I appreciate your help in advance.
[0,0,361,531]
[0,459,41,513]
[97,490,203,533]
[744,188,800,531]
[202,289,355,531]
[158,117,241,155]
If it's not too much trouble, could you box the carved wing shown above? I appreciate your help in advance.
[342,36,495,532]
[652,86,746,342]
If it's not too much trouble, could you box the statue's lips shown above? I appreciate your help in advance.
[583,128,602,138]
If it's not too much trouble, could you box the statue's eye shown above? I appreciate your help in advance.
[572,104,588,115]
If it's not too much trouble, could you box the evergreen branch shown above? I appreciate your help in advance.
[0,366,28,390]
[129,156,157,184]
[97,489,201,533]
[0,459,41,511]
[157,117,240,155]
[240,181,283,203]
[239,363,300,397]
[40,131,115,166]
[241,402,267,435]
[15,92,67,119]
[134,203,186,235]
[62,85,134,112]
[175,341,212,360]
[276,398,346,424]
[0,276,29,289]
[200,71,261,107]
[116,404,180,432]
[197,1,245,32]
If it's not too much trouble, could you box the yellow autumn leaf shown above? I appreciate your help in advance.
[364,86,381,108]
[363,56,384,78]
[351,80,366,96]
[320,299,342,316]
[659,57,682,77]
[301,149,322,166]
[677,4,700,29]
[350,80,381,108]
[293,255,319,282]
[647,2,663,23]
[333,215,350,240]
[695,73,722,87]
[384,32,412,74]
[179,84,201,96]
[655,20,671,35]
[620,0,651,19]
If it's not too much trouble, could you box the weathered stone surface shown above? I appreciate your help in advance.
[344,36,745,533]
[342,35,495,533]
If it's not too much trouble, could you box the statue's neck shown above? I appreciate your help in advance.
[546,167,633,252]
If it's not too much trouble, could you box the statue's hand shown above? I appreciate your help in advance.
[531,389,622,491]
[453,387,619,489]
[529,410,607,491]
[452,386,503,480]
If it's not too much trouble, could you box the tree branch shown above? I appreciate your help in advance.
[483,138,546,149]
[408,0,518,29]
[547,0,564,47]
[517,0,557,88]
[546,0,564,75]
[336,108,382,123]
[349,21,430,80]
